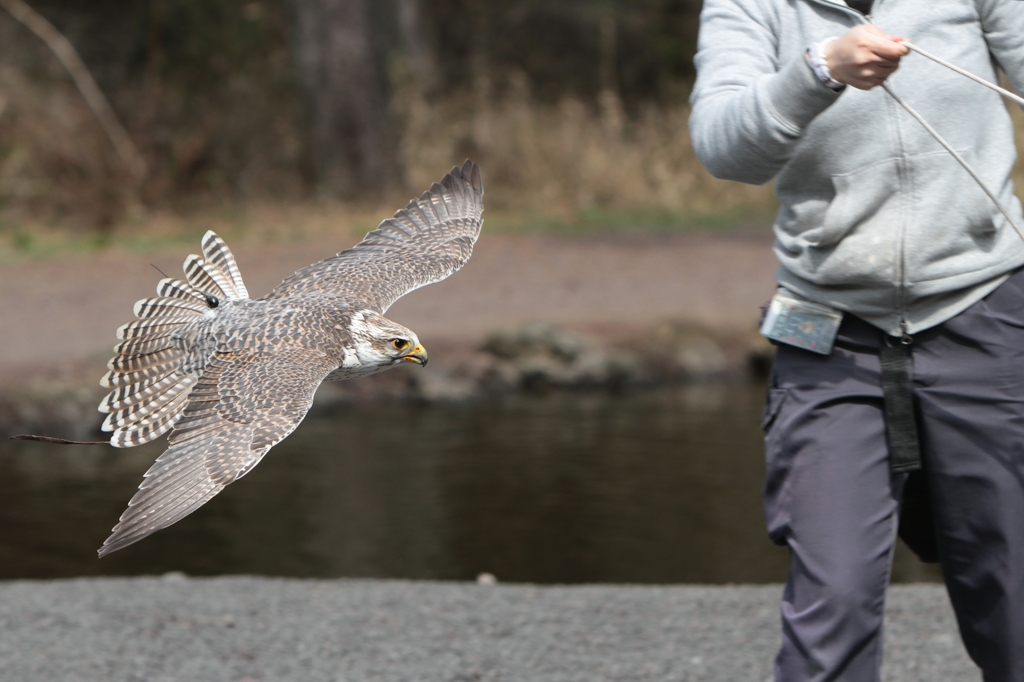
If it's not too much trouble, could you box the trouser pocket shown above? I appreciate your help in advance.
[762,387,790,546]
[762,387,787,431]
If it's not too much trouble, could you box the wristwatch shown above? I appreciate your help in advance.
[807,37,846,92]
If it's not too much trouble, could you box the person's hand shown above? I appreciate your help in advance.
[825,25,908,90]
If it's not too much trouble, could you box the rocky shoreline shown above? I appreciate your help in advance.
[0,322,774,437]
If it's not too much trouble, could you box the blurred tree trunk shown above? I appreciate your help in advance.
[0,0,148,184]
[294,0,401,199]
[598,0,618,98]
[467,0,491,103]
[397,0,438,97]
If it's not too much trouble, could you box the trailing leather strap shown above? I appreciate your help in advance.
[879,339,921,473]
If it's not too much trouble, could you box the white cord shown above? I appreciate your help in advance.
[879,41,1024,242]
[903,41,1024,109]
[881,82,1024,242]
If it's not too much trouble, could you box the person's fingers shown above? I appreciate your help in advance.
[866,35,907,60]
[857,23,908,59]
[862,25,907,47]
[848,66,895,90]
[825,24,907,89]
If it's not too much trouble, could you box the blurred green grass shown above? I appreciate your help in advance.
[0,198,778,265]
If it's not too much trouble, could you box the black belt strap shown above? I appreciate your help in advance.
[879,339,922,473]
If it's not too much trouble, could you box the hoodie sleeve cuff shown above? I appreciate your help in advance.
[763,52,843,133]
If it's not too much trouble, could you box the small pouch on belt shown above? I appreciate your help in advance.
[879,338,922,473]
[760,289,843,355]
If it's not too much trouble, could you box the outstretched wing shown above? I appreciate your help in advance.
[98,348,335,556]
[268,159,484,313]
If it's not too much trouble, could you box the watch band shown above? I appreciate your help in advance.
[807,37,846,92]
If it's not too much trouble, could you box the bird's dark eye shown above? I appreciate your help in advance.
[205,295,219,309]
[392,339,409,350]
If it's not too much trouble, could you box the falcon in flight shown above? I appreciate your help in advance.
[96,160,483,556]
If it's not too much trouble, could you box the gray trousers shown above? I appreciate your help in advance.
[764,269,1024,682]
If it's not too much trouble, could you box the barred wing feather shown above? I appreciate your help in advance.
[98,348,334,556]
[268,159,484,313]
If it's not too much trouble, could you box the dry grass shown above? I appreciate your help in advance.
[0,65,135,230]
[1011,102,1024,192]
[401,77,776,226]
[0,51,778,239]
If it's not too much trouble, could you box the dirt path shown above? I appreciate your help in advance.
[0,232,778,387]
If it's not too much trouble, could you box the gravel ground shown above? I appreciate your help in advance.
[0,576,977,682]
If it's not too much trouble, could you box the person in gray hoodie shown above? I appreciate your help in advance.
[690,1,1024,680]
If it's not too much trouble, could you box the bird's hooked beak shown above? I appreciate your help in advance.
[402,343,429,366]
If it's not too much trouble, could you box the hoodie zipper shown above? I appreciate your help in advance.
[900,320,913,345]
[807,0,912,338]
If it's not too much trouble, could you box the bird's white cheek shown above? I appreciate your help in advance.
[351,338,389,368]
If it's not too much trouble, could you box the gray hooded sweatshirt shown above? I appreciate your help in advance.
[689,0,1024,335]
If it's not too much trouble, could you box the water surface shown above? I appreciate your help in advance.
[0,385,939,583]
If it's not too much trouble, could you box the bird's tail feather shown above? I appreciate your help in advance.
[106,347,182,374]
[201,231,248,299]
[100,231,248,448]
